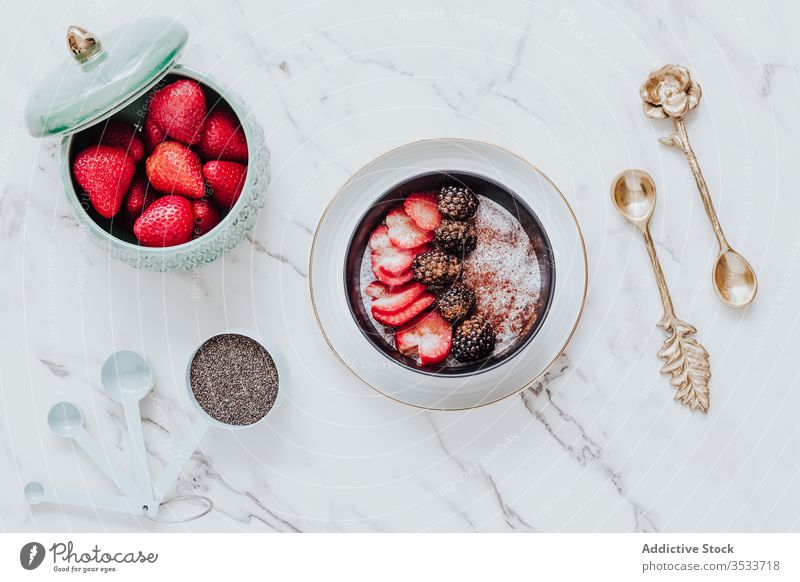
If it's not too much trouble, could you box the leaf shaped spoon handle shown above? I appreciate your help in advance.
[612,169,711,413]
[640,64,757,309]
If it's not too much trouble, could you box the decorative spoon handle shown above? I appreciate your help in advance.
[639,224,711,413]
[640,64,758,309]
[660,118,729,251]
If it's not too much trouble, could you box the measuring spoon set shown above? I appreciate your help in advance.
[26,334,280,521]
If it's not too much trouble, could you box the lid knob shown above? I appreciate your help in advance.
[67,26,103,63]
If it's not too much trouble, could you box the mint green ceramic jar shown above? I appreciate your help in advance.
[26,17,270,271]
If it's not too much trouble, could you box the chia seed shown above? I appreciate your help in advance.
[189,333,279,426]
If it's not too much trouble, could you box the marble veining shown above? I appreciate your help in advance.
[1,0,799,532]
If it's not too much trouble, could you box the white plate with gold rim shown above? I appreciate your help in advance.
[309,138,587,410]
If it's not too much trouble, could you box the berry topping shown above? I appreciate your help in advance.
[371,292,435,327]
[437,284,476,323]
[370,282,427,314]
[395,310,452,365]
[438,185,478,220]
[365,281,389,298]
[373,267,414,287]
[451,315,496,363]
[412,249,461,288]
[435,219,477,256]
[369,225,391,253]
[404,191,442,231]
[386,206,434,249]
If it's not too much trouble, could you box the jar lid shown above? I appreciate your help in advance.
[25,17,188,137]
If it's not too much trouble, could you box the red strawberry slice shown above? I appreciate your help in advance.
[146,141,205,199]
[148,79,206,145]
[371,282,426,313]
[395,310,452,365]
[191,198,221,238]
[365,281,388,298]
[203,160,247,210]
[372,293,435,327]
[371,247,414,275]
[373,267,413,287]
[98,120,145,163]
[404,191,441,231]
[133,195,194,247]
[197,109,248,162]
[369,225,391,253]
[72,145,135,218]
[386,207,434,249]
[143,118,166,152]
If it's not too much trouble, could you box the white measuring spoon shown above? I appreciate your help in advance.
[48,402,146,501]
[25,481,147,515]
[152,416,210,501]
[101,351,153,498]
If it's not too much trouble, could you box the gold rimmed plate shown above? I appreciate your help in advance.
[309,138,587,410]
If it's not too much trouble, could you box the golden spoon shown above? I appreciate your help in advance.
[640,64,757,308]
[611,169,711,413]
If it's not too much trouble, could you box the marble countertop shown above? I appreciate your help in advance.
[2,0,799,532]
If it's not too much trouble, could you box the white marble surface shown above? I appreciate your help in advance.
[1,0,799,532]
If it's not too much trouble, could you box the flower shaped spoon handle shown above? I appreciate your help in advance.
[640,64,757,309]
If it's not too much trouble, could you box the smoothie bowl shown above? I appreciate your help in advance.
[344,171,555,376]
[310,139,587,410]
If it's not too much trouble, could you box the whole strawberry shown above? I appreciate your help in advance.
[203,160,247,210]
[97,120,144,163]
[147,79,206,145]
[146,141,205,199]
[197,109,248,162]
[191,198,222,238]
[143,118,166,153]
[118,176,159,228]
[133,195,194,247]
[72,145,135,218]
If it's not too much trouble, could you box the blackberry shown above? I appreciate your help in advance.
[437,284,476,323]
[412,249,461,288]
[438,185,478,220]
[452,315,496,363]
[435,219,477,256]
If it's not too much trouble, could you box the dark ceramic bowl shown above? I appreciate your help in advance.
[344,171,555,376]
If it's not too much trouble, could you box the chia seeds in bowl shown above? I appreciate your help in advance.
[344,171,555,376]
[189,333,279,426]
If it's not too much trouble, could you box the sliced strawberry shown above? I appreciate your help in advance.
[372,293,435,327]
[404,191,441,231]
[371,282,426,313]
[373,267,413,287]
[395,310,452,365]
[371,246,414,275]
[365,281,388,298]
[386,207,434,249]
[369,225,391,252]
